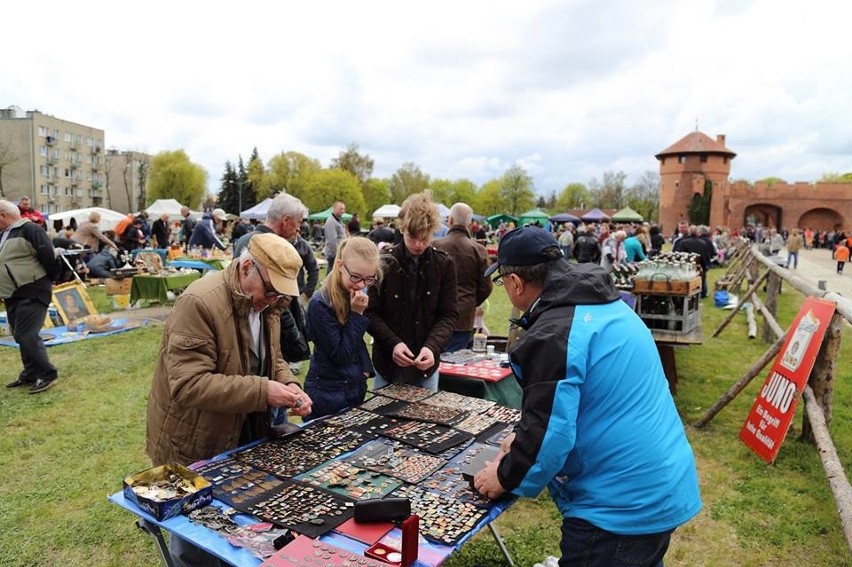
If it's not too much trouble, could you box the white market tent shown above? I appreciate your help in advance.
[240,198,274,220]
[47,207,128,232]
[436,203,451,217]
[372,204,401,218]
[145,199,202,221]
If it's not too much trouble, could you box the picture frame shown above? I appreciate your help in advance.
[52,281,97,325]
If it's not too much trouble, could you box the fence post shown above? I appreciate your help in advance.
[801,312,844,443]
[761,271,781,344]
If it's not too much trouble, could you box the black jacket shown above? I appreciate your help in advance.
[0,219,57,304]
[573,234,601,263]
[367,244,458,382]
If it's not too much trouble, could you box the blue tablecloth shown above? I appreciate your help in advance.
[0,318,148,348]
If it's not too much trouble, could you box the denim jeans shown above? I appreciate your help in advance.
[372,368,439,392]
[786,251,798,269]
[443,330,473,352]
[558,517,673,567]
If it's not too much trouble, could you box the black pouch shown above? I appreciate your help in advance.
[353,497,411,523]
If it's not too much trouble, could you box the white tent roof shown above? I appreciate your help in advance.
[145,199,202,221]
[47,207,128,232]
[240,198,274,220]
[436,203,451,217]
[372,204,401,218]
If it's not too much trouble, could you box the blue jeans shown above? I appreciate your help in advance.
[786,251,798,269]
[443,330,473,352]
[558,517,672,567]
[372,368,439,392]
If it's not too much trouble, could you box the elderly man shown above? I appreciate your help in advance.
[150,212,172,249]
[147,232,312,567]
[0,200,59,394]
[189,208,228,251]
[474,226,701,567]
[233,193,318,372]
[72,211,118,253]
[180,205,196,252]
[433,202,493,351]
[323,201,346,275]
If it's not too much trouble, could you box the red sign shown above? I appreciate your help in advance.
[740,297,836,463]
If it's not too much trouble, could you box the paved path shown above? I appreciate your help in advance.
[786,247,852,299]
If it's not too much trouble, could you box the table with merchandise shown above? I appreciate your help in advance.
[438,349,522,409]
[109,383,520,567]
[129,271,201,304]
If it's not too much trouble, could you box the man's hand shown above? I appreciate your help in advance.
[413,347,434,371]
[267,382,313,417]
[500,431,516,454]
[392,343,416,367]
[473,453,507,500]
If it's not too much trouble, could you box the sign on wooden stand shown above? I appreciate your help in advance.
[740,297,836,463]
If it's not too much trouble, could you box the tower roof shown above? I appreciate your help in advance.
[655,131,736,160]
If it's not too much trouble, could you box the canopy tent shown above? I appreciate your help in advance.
[580,208,610,222]
[145,199,202,222]
[549,212,582,224]
[47,207,127,232]
[611,206,644,223]
[471,214,487,222]
[485,213,518,229]
[240,198,274,220]
[372,204,401,218]
[518,209,550,227]
[306,207,353,222]
[435,203,451,218]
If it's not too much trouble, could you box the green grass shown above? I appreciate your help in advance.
[1,270,851,566]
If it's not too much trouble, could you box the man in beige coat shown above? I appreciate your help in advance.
[146,232,313,567]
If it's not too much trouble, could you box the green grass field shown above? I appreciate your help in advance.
[0,269,850,566]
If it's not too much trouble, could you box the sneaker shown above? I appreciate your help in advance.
[29,378,55,394]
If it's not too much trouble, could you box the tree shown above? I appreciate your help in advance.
[589,170,627,209]
[500,165,536,215]
[217,161,240,214]
[819,172,852,182]
[757,176,786,187]
[624,170,660,222]
[687,177,712,225]
[388,162,430,203]
[363,178,390,217]
[267,151,322,201]
[555,182,590,211]
[146,149,208,209]
[472,179,507,216]
[136,161,149,213]
[0,138,19,199]
[302,169,366,217]
[244,147,264,208]
[330,143,374,185]
[429,178,478,208]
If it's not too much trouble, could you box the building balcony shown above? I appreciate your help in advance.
[93,146,102,153]
[70,179,79,187]
[92,180,102,189]
[46,156,57,165]
[92,196,103,207]
[46,136,56,146]
[70,161,80,169]
[91,162,100,171]
[68,141,78,150]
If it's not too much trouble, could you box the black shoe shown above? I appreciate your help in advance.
[6,378,32,389]
[29,378,55,394]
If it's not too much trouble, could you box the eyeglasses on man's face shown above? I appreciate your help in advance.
[342,262,377,286]
[253,262,284,299]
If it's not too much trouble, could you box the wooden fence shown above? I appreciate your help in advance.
[693,240,852,551]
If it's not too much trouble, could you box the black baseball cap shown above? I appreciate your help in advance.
[484,226,561,277]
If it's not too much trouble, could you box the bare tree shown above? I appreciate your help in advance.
[123,155,134,212]
[104,153,112,210]
[0,139,19,199]
[136,161,149,212]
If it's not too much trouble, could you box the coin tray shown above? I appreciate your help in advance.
[247,479,354,538]
[439,350,488,364]
[420,389,497,413]
[372,383,434,402]
[322,408,386,430]
[261,534,386,567]
[484,424,515,447]
[391,484,489,545]
[453,412,501,435]
[381,419,473,455]
[295,460,402,501]
[358,394,398,412]
[419,445,494,508]
[195,457,286,508]
[484,404,523,425]
[384,401,467,426]
[345,439,446,484]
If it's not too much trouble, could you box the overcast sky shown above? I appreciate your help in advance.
[4,0,850,196]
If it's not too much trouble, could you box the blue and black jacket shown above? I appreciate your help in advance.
[497,259,701,535]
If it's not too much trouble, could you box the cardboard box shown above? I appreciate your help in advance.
[123,464,212,521]
[105,277,132,295]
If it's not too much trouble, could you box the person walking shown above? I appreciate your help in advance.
[0,200,60,394]
[835,240,850,274]
[323,201,347,275]
[785,228,803,270]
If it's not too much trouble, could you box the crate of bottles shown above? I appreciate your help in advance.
[633,274,701,295]
[634,291,701,333]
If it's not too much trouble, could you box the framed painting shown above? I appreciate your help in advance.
[52,282,97,324]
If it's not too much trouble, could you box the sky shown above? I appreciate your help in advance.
[4,0,851,197]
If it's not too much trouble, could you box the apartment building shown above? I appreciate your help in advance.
[0,106,108,215]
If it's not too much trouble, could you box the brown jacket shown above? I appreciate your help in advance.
[366,244,457,383]
[786,233,802,253]
[146,262,297,466]
[72,220,115,250]
[433,225,493,331]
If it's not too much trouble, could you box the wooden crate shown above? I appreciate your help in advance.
[633,275,701,296]
[635,292,701,334]
[105,277,132,295]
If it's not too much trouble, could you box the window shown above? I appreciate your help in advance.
[38,126,47,137]
[64,132,72,142]
[86,136,93,146]
[39,146,48,156]
[723,156,728,164]
[40,165,48,176]
[40,185,49,195]
[52,185,58,196]
[700,154,708,163]
[64,169,71,178]
[678,155,686,164]
[76,189,83,197]
[65,187,74,196]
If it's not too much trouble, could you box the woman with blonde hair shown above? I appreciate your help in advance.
[304,236,382,419]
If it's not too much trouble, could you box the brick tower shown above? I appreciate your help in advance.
[655,131,736,234]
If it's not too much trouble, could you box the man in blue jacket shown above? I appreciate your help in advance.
[474,226,701,567]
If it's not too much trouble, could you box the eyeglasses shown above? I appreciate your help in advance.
[342,262,377,286]
[252,262,284,299]
[492,271,511,286]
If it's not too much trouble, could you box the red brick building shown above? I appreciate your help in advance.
[656,131,851,233]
